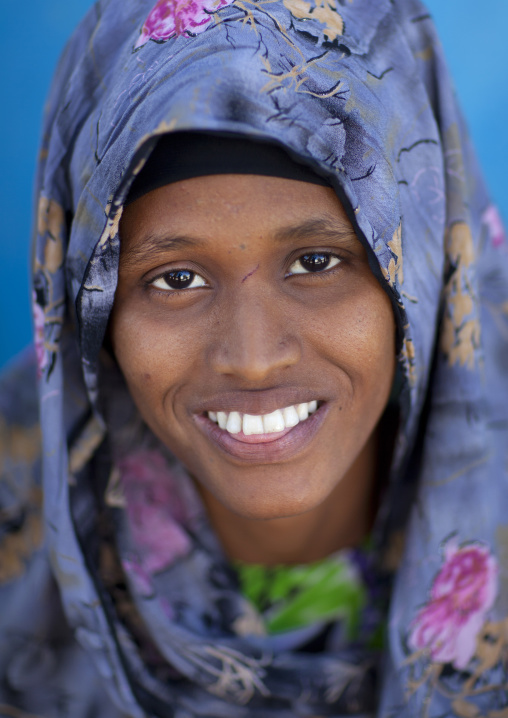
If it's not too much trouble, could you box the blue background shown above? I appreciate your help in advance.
[1,1,507,368]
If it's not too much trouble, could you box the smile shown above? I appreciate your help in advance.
[195,399,328,462]
[208,400,318,436]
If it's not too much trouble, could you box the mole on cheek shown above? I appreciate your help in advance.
[144,373,152,381]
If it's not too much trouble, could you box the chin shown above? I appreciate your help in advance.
[218,481,326,522]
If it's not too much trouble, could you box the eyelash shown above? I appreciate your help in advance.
[147,251,343,294]
[286,252,341,277]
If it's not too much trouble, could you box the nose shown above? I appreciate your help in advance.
[208,285,301,382]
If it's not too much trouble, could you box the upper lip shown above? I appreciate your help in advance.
[190,387,330,416]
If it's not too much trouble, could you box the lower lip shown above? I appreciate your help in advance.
[194,405,328,462]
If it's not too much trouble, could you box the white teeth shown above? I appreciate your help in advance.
[296,403,309,421]
[263,409,285,434]
[226,411,242,434]
[243,414,264,435]
[207,401,320,436]
[282,405,300,428]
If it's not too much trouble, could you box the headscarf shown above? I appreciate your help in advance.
[1,0,508,715]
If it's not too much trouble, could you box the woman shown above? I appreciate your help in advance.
[1,0,507,715]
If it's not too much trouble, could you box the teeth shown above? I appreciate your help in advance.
[207,401,319,436]
[282,405,300,428]
[243,414,264,435]
[263,409,285,433]
[226,411,242,434]
[296,403,309,421]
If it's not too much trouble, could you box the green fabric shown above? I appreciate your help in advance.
[236,553,367,637]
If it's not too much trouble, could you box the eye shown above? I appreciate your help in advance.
[151,269,207,291]
[288,252,341,275]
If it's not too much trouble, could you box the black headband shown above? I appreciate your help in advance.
[126,132,331,205]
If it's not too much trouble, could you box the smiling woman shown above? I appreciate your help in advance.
[111,159,396,562]
[1,0,508,716]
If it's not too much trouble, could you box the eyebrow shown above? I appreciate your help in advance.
[273,217,357,245]
[119,216,358,270]
[120,234,199,270]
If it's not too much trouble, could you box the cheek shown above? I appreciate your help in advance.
[354,295,396,407]
[354,299,395,369]
[110,302,205,413]
[310,282,396,402]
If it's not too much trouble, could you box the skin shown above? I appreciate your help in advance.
[110,174,396,565]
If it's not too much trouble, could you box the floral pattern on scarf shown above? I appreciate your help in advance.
[408,539,498,670]
[402,541,506,718]
[135,0,236,48]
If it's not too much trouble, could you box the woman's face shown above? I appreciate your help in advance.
[111,174,396,521]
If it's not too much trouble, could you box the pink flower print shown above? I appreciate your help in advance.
[118,451,196,573]
[135,0,235,49]
[32,293,47,376]
[483,205,506,249]
[408,540,498,669]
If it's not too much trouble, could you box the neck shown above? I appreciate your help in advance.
[197,430,381,566]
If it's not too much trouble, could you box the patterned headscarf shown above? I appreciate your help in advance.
[1,0,508,715]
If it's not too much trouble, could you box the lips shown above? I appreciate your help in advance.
[194,400,328,462]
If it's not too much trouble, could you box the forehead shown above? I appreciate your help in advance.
[119,174,358,252]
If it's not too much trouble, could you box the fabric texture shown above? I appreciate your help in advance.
[234,548,377,638]
[126,132,331,204]
[1,0,508,715]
